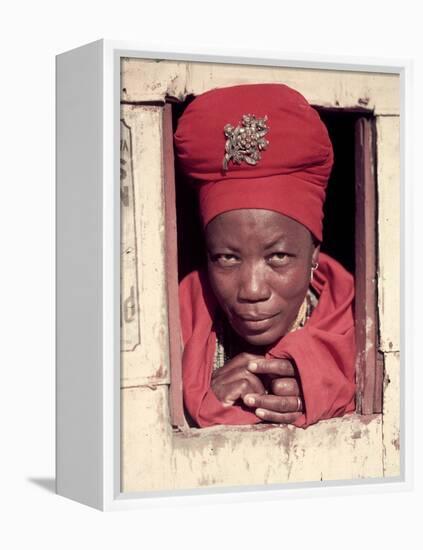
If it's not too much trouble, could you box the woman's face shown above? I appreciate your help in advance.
[205,209,319,347]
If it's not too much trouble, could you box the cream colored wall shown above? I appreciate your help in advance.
[120,59,401,493]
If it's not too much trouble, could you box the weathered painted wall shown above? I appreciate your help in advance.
[120,60,401,493]
[120,106,170,388]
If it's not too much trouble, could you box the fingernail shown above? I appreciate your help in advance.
[256,408,265,417]
[244,395,255,406]
[248,362,258,371]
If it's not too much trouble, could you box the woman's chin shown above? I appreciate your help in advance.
[228,314,289,348]
[233,326,286,348]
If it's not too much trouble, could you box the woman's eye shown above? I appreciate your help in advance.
[211,254,240,266]
[268,252,289,265]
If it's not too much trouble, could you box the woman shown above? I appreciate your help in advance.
[174,83,356,428]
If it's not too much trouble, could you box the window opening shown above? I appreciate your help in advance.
[165,98,381,427]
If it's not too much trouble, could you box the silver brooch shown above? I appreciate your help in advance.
[222,114,269,171]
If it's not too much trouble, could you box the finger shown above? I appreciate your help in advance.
[271,377,300,396]
[244,394,302,413]
[219,380,263,406]
[255,409,302,424]
[218,380,248,407]
[241,392,261,409]
[216,367,265,395]
[213,353,264,378]
[247,358,295,377]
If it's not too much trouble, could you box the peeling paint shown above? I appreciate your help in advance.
[382,353,401,477]
[358,96,370,106]
[155,364,165,379]
[197,475,216,487]
[356,414,380,426]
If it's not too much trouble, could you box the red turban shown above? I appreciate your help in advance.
[174,83,334,241]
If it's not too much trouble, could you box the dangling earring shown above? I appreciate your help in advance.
[310,262,319,282]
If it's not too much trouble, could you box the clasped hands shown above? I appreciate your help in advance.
[211,353,303,424]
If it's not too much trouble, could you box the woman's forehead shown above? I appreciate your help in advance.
[205,209,311,244]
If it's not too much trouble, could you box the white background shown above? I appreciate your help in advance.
[0,1,421,548]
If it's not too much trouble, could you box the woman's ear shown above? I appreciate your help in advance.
[312,243,320,267]
[310,243,320,283]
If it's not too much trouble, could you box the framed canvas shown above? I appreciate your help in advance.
[56,40,411,511]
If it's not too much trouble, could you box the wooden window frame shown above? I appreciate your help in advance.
[354,117,383,414]
[163,102,185,427]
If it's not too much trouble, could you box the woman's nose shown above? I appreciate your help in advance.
[237,262,271,303]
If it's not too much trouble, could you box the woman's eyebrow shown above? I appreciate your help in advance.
[263,236,288,250]
[207,243,242,253]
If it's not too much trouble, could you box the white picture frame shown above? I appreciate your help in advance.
[56,39,412,511]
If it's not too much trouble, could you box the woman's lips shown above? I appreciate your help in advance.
[235,311,279,322]
[233,312,279,332]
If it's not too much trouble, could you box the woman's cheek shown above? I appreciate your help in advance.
[274,266,309,300]
[208,270,236,310]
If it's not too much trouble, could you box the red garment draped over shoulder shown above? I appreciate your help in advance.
[179,253,356,428]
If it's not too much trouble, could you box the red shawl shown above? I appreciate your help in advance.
[179,253,356,428]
